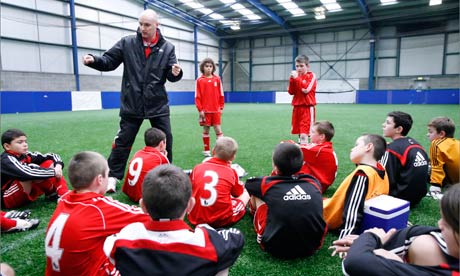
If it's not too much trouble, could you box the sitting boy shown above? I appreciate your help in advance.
[121,127,169,202]
[299,120,338,193]
[104,164,244,275]
[380,111,429,206]
[323,134,389,239]
[245,142,327,259]
[1,129,68,208]
[188,136,249,228]
[426,116,459,199]
[45,151,151,276]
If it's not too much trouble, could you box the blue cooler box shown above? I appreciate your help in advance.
[360,195,410,233]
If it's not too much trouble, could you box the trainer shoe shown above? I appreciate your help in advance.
[427,190,443,200]
[4,209,31,219]
[3,218,40,233]
[203,151,211,157]
[106,177,118,193]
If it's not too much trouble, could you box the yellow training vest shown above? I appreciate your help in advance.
[323,164,389,230]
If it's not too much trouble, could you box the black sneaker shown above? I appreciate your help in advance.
[4,209,31,219]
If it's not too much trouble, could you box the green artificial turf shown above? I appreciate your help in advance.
[1,103,458,275]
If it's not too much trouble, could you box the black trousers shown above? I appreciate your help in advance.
[107,115,173,179]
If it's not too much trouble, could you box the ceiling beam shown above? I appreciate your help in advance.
[144,0,218,34]
[355,0,374,34]
[245,0,291,31]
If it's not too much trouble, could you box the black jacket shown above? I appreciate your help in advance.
[86,29,183,119]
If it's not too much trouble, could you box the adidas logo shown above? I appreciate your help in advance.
[283,185,311,201]
[413,151,427,167]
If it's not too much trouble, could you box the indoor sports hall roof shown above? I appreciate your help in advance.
[141,0,459,37]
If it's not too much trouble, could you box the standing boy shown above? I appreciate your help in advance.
[104,164,244,275]
[299,120,338,193]
[122,127,169,202]
[380,111,429,206]
[323,134,389,239]
[288,55,317,145]
[426,116,459,199]
[245,142,327,259]
[45,151,150,276]
[188,137,249,228]
[195,57,225,157]
[1,129,68,209]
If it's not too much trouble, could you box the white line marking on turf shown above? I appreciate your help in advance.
[1,228,46,254]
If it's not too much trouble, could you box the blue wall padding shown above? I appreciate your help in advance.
[1,91,71,114]
[356,89,459,104]
[224,91,275,103]
[101,91,120,109]
[168,91,195,105]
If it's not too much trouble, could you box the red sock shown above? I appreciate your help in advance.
[216,132,223,139]
[1,215,17,231]
[203,133,210,151]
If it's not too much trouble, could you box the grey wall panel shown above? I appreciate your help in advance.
[99,26,125,50]
[273,64,290,81]
[346,40,369,59]
[316,32,334,43]
[1,41,41,71]
[75,0,141,18]
[76,20,100,48]
[40,45,73,73]
[346,60,368,78]
[447,33,459,53]
[377,39,397,57]
[1,7,38,40]
[400,34,443,76]
[446,55,460,74]
[1,0,35,8]
[252,64,272,82]
[75,5,99,21]
[36,0,69,15]
[377,58,397,77]
[273,46,291,63]
[253,48,273,64]
[37,14,70,44]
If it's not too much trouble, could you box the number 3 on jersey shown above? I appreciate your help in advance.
[45,213,70,272]
[200,170,218,207]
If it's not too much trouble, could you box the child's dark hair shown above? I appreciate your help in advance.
[273,143,303,176]
[428,116,456,138]
[1,129,26,147]
[295,55,309,65]
[440,184,460,239]
[362,134,387,161]
[314,121,335,141]
[68,151,108,190]
[142,164,191,220]
[387,111,413,136]
[144,128,166,147]
[199,57,216,75]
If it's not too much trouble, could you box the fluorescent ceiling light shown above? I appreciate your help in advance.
[185,2,204,9]
[429,0,442,5]
[179,0,193,3]
[380,0,398,5]
[231,3,245,10]
[198,8,213,14]
[320,0,336,4]
[324,3,341,11]
[220,0,235,3]
[209,13,224,19]
[246,14,261,20]
[315,14,326,20]
[276,0,291,3]
[237,9,253,15]
[281,2,298,9]
[290,8,305,16]
[230,24,240,30]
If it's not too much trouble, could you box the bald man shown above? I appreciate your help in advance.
[83,9,182,193]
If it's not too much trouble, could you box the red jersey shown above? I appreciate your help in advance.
[195,74,224,113]
[122,146,169,202]
[299,142,338,193]
[45,191,150,276]
[188,158,244,227]
[288,71,317,106]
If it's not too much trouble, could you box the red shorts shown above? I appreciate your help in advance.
[2,180,43,209]
[199,112,222,127]
[212,198,246,228]
[253,203,268,245]
[291,105,316,135]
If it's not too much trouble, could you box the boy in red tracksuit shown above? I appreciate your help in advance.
[299,120,338,193]
[1,129,68,209]
[122,128,169,203]
[288,54,317,145]
[195,57,225,157]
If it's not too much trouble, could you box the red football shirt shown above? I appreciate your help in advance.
[288,71,317,106]
[122,146,169,202]
[195,74,224,113]
[299,142,338,193]
[45,191,150,276]
[188,158,244,227]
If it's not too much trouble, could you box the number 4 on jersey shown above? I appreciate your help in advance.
[45,213,70,272]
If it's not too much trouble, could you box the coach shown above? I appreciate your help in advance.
[83,9,182,191]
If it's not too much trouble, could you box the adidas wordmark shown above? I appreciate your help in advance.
[283,185,311,201]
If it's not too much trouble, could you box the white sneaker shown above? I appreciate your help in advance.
[203,151,211,157]
[107,177,118,193]
[4,218,40,233]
